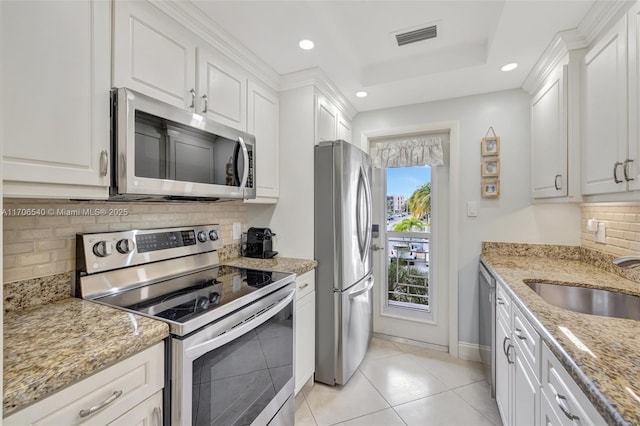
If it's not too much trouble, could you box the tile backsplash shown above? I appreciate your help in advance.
[3,198,246,283]
[581,203,640,257]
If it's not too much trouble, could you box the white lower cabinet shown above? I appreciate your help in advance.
[496,283,541,426]
[4,343,164,426]
[108,391,163,426]
[495,283,606,426]
[513,350,539,426]
[540,343,606,426]
[495,312,512,423]
[295,270,316,394]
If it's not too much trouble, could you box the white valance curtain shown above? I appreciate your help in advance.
[371,137,444,168]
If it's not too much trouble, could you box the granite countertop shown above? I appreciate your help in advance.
[3,298,169,417]
[223,256,317,275]
[481,250,640,426]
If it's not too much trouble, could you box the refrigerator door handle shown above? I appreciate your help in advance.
[363,168,373,255]
[355,167,372,262]
[349,276,375,299]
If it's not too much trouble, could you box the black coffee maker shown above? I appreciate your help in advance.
[243,227,278,259]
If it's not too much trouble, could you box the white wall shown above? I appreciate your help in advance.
[352,88,581,345]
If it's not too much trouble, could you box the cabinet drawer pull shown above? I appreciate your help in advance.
[614,161,623,183]
[189,88,196,109]
[554,174,562,190]
[153,406,162,426]
[298,282,309,290]
[79,389,123,418]
[555,393,579,421]
[514,328,527,340]
[624,159,634,181]
[202,94,208,113]
[99,150,108,177]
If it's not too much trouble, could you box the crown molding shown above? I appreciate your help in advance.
[150,0,281,90]
[522,0,635,95]
[280,68,357,120]
[578,0,635,46]
[521,29,583,94]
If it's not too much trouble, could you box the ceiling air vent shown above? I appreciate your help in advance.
[395,25,437,46]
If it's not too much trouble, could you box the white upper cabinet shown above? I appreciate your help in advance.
[113,0,196,110]
[113,1,250,133]
[247,80,279,201]
[316,95,352,144]
[627,2,640,190]
[531,65,568,198]
[317,97,338,143]
[197,49,248,130]
[338,115,352,143]
[111,0,280,201]
[1,0,111,199]
[582,16,629,195]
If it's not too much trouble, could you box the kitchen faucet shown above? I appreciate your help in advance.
[612,256,640,268]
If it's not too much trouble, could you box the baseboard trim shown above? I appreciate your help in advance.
[458,341,481,362]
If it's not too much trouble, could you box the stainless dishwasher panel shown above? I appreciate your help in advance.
[479,261,496,397]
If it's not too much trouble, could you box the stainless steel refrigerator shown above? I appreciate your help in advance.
[314,140,374,386]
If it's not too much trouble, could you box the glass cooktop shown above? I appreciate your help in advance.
[96,266,293,327]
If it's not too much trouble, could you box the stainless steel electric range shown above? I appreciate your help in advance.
[74,224,295,426]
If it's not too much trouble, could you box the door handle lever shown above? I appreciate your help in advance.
[371,244,384,251]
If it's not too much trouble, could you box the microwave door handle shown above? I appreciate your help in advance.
[237,136,249,189]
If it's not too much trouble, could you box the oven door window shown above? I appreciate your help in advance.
[191,301,293,426]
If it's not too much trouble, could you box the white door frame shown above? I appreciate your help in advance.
[360,121,460,357]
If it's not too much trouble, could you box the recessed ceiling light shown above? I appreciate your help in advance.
[355,91,368,98]
[501,62,518,72]
[299,39,314,50]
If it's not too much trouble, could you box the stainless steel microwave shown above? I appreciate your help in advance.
[110,88,255,201]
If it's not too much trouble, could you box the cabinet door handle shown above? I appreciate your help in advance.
[502,336,510,356]
[189,88,196,109]
[614,161,623,183]
[99,150,108,177]
[153,406,163,426]
[624,159,634,181]
[79,390,123,418]
[298,282,309,290]
[554,174,562,190]
[555,393,580,421]
[202,94,208,113]
[514,328,527,340]
[506,343,514,364]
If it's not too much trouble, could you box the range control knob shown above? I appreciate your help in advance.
[197,231,207,243]
[93,241,113,258]
[209,230,219,241]
[116,238,135,254]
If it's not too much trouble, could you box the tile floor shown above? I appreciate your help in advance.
[295,338,502,426]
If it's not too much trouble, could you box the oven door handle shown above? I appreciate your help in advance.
[184,287,295,360]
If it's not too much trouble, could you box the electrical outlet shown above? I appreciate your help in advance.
[233,222,241,240]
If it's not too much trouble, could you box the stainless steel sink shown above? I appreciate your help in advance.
[525,282,640,320]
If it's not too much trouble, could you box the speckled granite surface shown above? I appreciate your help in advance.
[223,256,317,275]
[482,244,640,426]
[3,298,169,416]
[3,272,71,313]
